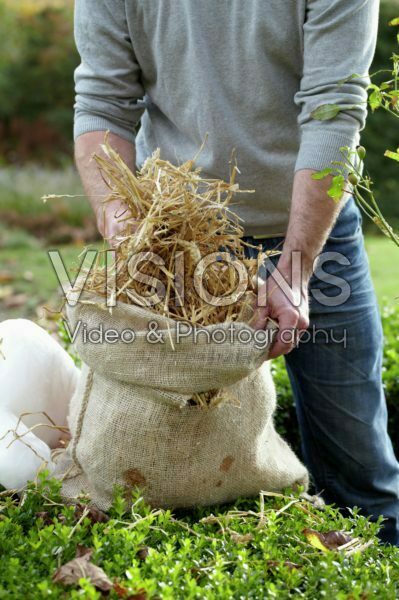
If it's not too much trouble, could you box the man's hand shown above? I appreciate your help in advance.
[94,198,132,243]
[75,131,136,245]
[252,168,348,360]
[252,265,310,359]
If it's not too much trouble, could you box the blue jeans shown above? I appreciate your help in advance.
[244,198,399,545]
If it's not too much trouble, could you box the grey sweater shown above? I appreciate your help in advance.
[74,0,379,236]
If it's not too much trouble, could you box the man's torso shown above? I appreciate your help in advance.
[126,0,305,236]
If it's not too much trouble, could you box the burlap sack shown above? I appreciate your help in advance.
[54,296,308,509]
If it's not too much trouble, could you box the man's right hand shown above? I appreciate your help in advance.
[74,131,137,245]
[95,199,131,245]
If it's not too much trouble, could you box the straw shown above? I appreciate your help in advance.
[83,137,263,328]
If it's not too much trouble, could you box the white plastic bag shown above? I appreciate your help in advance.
[0,319,79,489]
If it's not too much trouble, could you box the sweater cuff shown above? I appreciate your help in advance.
[74,114,137,145]
[295,129,360,173]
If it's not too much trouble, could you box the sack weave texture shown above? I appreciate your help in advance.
[54,297,308,509]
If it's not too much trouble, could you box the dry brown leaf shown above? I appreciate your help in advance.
[3,293,28,309]
[52,547,113,591]
[35,511,53,526]
[0,272,15,284]
[75,545,93,558]
[74,502,109,524]
[303,528,354,552]
[300,492,326,510]
[230,532,254,545]
[113,584,148,600]
[128,591,148,600]
[113,581,130,598]
[136,547,150,561]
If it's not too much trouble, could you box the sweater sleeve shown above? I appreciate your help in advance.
[73,0,144,143]
[294,0,379,172]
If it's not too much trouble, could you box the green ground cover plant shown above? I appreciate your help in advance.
[1,474,399,599]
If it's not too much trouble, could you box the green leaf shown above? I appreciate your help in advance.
[310,104,341,121]
[384,149,399,162]
[369,87,383,111]
[311,168,335,181]
[327,175,346,203]
[388,17,399,26]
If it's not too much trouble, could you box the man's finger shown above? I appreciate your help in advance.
[251,306,269,331]
[297,312,310,338]
[250,277,268,330]
[268,309,299,359]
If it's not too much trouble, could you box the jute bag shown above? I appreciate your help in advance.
[54,296,308,509]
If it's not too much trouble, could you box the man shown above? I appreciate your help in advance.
[73,0,399,544]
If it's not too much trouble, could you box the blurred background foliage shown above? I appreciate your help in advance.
[0,0,77,164]
[362,0,399,231]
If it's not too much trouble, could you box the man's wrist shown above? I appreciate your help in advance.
[278,249,314,285]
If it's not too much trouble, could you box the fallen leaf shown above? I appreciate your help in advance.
[74,502,109,524]
[35,511,53,526]
[113,582,148,600]
[3,293,28,309]
[75,545,93,558]
[136,547,150,561]
[300,492,326,510]
[52,548,113,591]
[230,532,254,545]
[129,591,148,600]
[113,581,129,598]
[321,530,354,549]
[0,272,15,284]
[303,528,353,552]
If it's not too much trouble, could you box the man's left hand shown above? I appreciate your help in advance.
[251,267,310,359]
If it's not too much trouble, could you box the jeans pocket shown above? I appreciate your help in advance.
[327,198,363,244]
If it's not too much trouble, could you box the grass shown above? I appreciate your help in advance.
[0,165,90,228]
[365,236,399,303]
[0,225,94,322]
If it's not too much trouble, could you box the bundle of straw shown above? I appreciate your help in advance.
[84,139,260,327]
